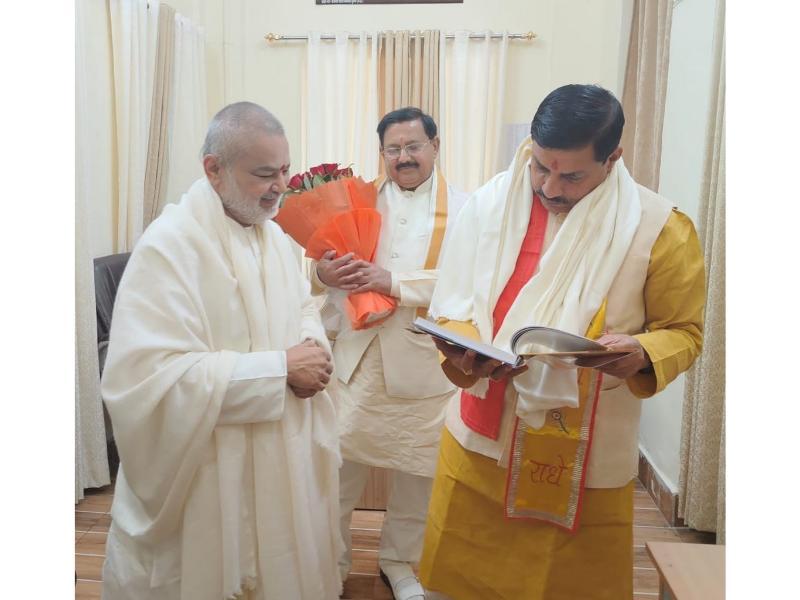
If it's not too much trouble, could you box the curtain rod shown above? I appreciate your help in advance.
[264,31,537,42]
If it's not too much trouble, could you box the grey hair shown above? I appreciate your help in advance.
[201,101,285,166]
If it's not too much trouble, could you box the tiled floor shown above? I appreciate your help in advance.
[75,478,714,599]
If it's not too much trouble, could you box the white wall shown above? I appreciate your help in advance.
[638,0,717,492]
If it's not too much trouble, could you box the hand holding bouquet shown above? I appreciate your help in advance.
[275,163,397,330]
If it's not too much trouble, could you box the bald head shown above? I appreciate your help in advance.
[201,101,285,167]
[201,102,291,227]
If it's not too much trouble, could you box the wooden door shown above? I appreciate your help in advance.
[356,466,392,509]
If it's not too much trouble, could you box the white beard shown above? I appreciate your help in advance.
[219,171,278,225]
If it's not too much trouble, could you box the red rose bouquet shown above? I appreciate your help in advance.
[275,163,397,330]
[285,162,354,193]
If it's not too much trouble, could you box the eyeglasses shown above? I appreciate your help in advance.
[380,140,431,160]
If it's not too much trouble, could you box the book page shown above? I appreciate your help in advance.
[511,326,634,368]
[411,318,521,366]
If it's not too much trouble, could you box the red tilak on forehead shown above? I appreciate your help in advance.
[549,159,559,171]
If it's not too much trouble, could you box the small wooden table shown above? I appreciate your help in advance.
[646,541,725,600]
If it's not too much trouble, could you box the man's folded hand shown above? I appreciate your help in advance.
[286,338,333,396]
[316,250,361,290]
[350,261,393,295]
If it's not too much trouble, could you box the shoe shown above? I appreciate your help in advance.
[379,568,426,600]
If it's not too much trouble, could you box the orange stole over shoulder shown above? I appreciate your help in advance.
[460,196,549,440]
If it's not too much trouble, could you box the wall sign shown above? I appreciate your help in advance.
[316,1,463,4]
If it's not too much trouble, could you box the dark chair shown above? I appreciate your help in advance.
[93,252,131,478]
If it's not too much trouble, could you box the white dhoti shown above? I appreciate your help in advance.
[335,338,455,588]
[336,339,453,479]
[337,460,433,580]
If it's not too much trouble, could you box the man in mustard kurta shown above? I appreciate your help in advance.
[418,84,705,599]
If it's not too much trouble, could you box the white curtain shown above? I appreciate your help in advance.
[163,13,208,209]
[76,0,110,501]
[109,0,160,251]
[439,31,508,193]
[679,0,725,542]
[303,31,380,180]
[379,30,440,124]
[143,3,176,229]
[621,0,674,191]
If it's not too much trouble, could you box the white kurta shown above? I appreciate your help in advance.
[317,169,467,477]
[101,178,343,600]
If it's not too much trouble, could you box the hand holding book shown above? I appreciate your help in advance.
[412,318,638,376]
[575,333,652,378]
[431,337,529,383]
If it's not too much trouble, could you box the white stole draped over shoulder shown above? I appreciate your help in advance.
[430,138,642,429]
[102,177,342,599]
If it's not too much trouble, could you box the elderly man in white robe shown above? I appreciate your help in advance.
[312,107,467,600]
[100,102,343,600]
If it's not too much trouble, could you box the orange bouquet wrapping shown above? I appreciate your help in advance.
[274,163,397,330]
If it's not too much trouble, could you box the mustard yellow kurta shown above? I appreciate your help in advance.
[420,210,705,599]
[421,428,635,600]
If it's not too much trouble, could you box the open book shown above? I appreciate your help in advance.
[411,317,633,369]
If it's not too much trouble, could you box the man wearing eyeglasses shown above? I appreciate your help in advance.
[313,107,467,600]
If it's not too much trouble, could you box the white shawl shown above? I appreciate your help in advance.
[102,178,342,599]
[430,138,641,428]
